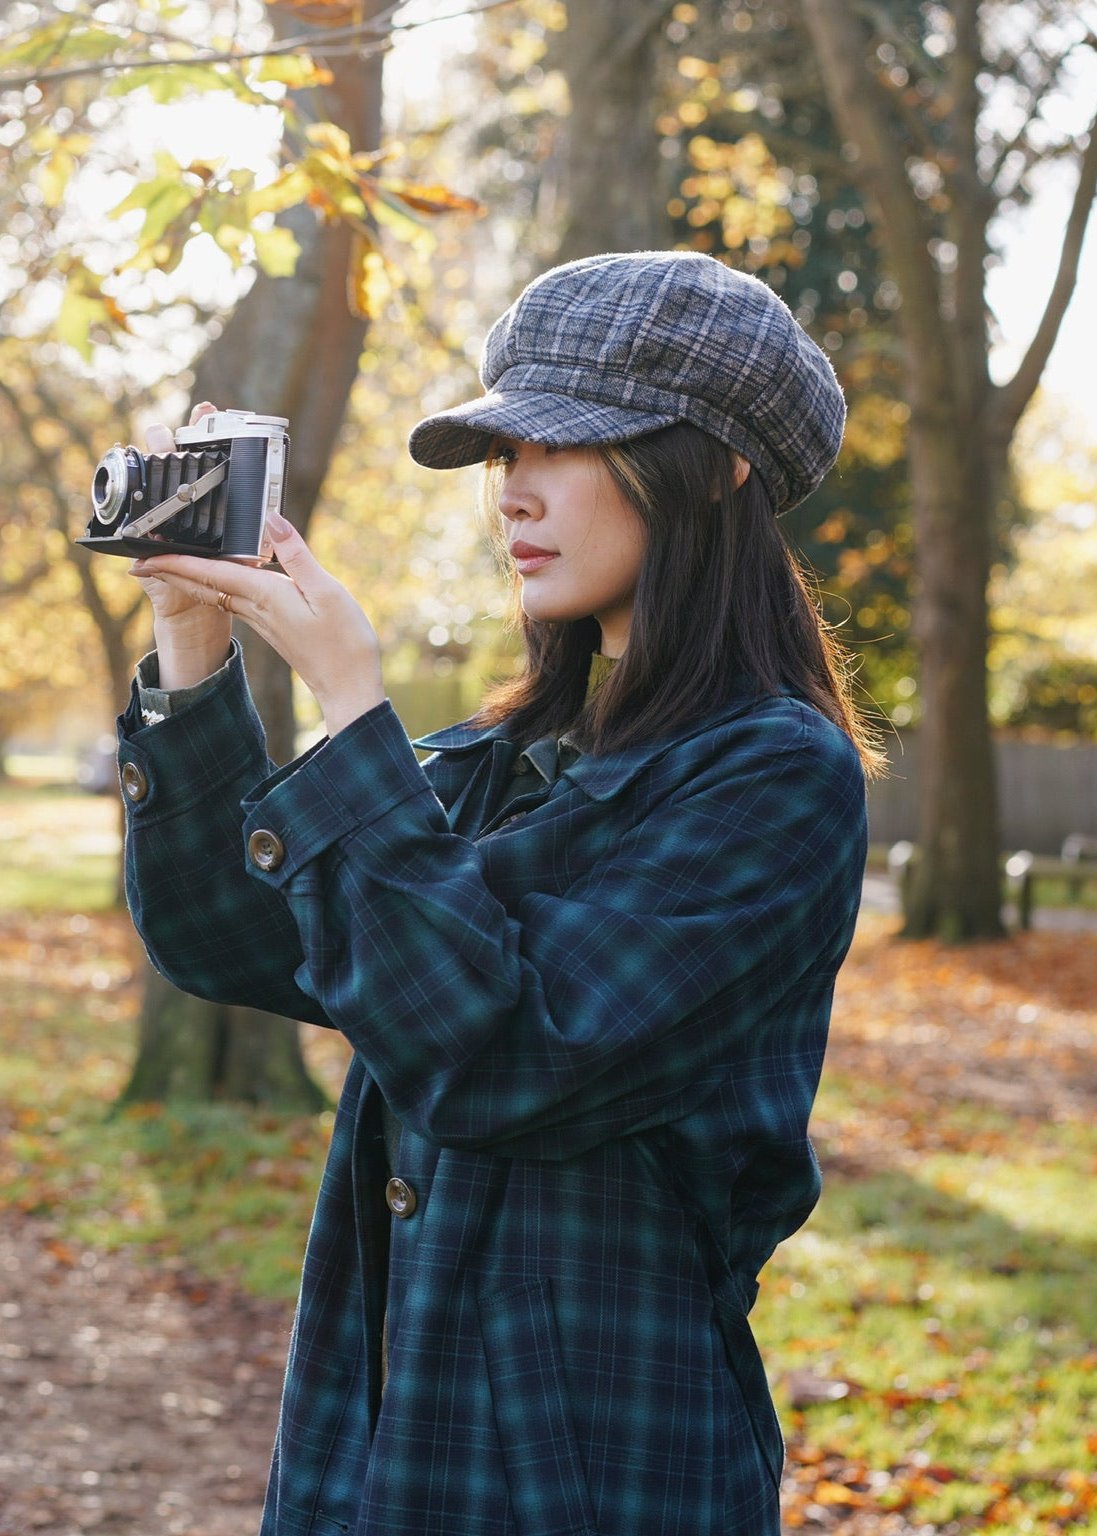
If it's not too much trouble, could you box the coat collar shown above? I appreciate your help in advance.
[413,684,771,802]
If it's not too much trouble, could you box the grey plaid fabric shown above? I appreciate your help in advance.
[408,251,845,510]
[117,647,867,1535]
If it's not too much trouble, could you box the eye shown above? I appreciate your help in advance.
[489,440,517,465]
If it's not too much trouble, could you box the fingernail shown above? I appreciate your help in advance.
[266,512,294,540]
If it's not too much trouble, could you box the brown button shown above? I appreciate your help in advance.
[120,761,148,803]
[385,1177,417,1218]
[247,828,285,872]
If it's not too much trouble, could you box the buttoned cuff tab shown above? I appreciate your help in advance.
[116,641,269,820]
[241,700,433,887]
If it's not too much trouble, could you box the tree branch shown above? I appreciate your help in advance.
[986,49,1077,191]
[991,104,1097,443]
[583,0,678,86]
[944,0,991,415]
[0,0,520,89]
[797,0,950,398]
[871,66,947,167]
[0,559,50,600]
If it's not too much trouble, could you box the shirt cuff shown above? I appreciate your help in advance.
[136,643,236,726]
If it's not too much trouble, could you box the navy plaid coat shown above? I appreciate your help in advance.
[117,646,866,1536]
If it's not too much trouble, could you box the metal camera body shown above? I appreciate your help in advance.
[77,410,290,563]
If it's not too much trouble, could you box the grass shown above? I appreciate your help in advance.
[0,782,122,910]
[757,1096,1097,1528]
[2,787,1095,1529]
[0,784,349,1299]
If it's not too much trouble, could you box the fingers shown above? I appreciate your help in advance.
[262,513,331,593]
[130,554,264,609]
[143,402,217,454]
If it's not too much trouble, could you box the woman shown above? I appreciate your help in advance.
[119,250,875,1536]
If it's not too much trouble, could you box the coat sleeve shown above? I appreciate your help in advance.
[236,695,868,1156]
[117,644,334,1028]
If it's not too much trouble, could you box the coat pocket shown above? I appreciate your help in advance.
[711,1288,785,1496]
[479,1278,601,1536]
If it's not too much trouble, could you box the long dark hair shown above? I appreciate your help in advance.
[477,422,884,775]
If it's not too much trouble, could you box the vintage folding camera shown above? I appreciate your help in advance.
[77,409,290,563]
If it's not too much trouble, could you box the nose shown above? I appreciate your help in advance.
[498,470,543,524]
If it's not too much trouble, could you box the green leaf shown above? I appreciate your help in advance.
[140,182,199,245]
[56,25,124,65]
[300,153,366,221]
[244,167,311,218]
[106,63,265,106]
[57,284,109,362]
[254,54,332,89]
[109,173,196,246]
[214,224,249,261]
[361,182,428,243]
[197,190,249,235]
[38,150,76,209]
[252,225,301,278]
[305,122,352,160]
[109,169,179,218]
[0,18,72,71]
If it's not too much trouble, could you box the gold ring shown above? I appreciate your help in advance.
[216,590,232,614]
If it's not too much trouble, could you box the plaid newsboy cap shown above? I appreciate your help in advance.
[408,250,845,511]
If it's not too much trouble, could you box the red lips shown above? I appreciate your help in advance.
[510,540,557,558]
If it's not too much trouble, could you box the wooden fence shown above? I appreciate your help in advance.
[867,731,1097,854]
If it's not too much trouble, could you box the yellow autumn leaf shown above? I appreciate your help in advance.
[38,150,74,209]
[245,167,312,218]
[255,54,333,89]
[346,235,391,320]
[305,121,352,161]
[252,224,301,277]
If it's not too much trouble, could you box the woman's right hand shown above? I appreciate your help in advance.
[131,401,234,688]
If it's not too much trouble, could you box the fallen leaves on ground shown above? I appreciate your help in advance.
[1,902,1094,1533]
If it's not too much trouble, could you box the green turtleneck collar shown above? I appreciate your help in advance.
[586,652,619,699]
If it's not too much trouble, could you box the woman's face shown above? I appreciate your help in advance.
[495,439,646,657]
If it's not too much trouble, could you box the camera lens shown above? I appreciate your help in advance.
[92,446,143,525]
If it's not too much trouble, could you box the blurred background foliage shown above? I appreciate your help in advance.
[1,0,1093,779]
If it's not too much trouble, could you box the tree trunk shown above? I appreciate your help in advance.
[902,411,1003,939]
[552,0,676,263]
[120,6,385,1106]
[118,970,325,1109]
[796,0,1005,939]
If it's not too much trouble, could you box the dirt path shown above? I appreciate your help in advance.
[0,1213,289,1536]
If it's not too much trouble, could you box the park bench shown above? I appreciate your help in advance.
[1005,835,1097,930]
[887,837,1097,931]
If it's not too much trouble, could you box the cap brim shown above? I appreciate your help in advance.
[408,389,680,469]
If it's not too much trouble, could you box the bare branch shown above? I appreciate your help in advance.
[797,0,949,394]
[0,0,520,89]
[871,67,946,166]
[0,377,81,537]
[857,0,948,90]
[991,106,1097,442]
[0,559,50,600]
[584,0,678,86]
[986,50,1079,190]
[997,134,1092,204]
[0,376,132,661]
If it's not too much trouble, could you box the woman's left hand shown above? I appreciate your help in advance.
[131,513,385,737]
